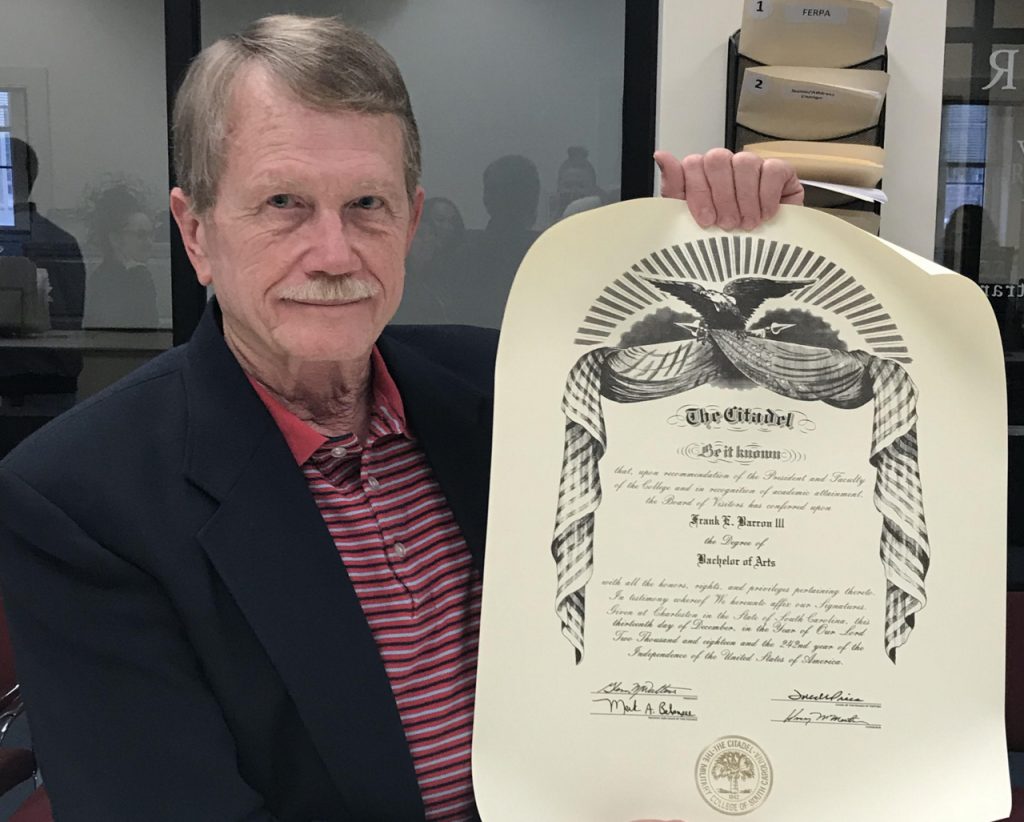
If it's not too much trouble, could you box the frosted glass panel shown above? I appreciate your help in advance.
[994,0,1024,29]
[946,0,975,27]
[202,1,627,329]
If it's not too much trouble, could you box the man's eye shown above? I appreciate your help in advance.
[267,194,297,209]
[351,195,384,210]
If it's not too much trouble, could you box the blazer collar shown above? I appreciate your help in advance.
[376,329,493,570]
[181,302,426,819]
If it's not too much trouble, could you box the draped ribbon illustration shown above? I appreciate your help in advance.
[551,329,928,664]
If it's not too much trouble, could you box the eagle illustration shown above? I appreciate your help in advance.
[645,277,813,340]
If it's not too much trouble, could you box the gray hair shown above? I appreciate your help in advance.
[172,14,421,213]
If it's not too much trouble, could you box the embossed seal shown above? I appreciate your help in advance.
[695,736,773,815]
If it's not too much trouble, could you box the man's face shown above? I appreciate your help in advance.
[172,68,423,371]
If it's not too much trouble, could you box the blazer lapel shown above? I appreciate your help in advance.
[181,305,425,819]
[376,330,494,571]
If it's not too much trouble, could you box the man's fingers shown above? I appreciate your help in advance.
[655,148,803,229]
[732,151,764,230]
[654,151,685,200]
[759,158,804,219]
[681,153,716,228]
[702,148,742,230]
[781,170,805,205]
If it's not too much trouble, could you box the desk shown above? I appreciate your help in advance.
[0,329,172,353]
[0,330,171,403]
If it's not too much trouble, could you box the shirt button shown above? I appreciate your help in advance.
[330,446,347,458]
[392,542,407,558]
[366,476,381,491]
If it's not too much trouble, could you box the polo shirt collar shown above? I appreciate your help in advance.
[247,346,408,465]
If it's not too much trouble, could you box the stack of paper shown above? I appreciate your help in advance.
[737,67,888,143]
[739,0,893,68]
[746,141,884,189]
[746,141,885,232]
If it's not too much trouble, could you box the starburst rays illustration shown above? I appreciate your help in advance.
[573,237,910,364]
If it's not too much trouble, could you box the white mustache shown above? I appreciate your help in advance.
[278,276,380,303]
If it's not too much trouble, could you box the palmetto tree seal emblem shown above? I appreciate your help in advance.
[695,735,772,814]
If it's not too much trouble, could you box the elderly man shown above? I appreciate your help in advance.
[0,15,802,822]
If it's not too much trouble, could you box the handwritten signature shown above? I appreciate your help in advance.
[596,681,692,697]
[781,706,879,729]
[591,697,696,720]
[787,688,864,703]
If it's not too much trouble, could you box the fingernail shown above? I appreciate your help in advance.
[741,217,757,230]
[719,217,739,231]
[700,210,716,226]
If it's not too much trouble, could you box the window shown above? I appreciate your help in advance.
[0,97,12,228]
[0,89,27,231]
[938,104,988,226]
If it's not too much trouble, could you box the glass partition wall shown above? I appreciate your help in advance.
[0,0,655,460]
[0,0,173,455]
[203,0,631,329]
[938,0,1024,585]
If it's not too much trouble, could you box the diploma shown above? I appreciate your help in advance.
[472,202,1010,821]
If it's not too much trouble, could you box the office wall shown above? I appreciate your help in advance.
[657,0,948,259]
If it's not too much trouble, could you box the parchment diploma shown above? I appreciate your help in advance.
[472,202,1011,821]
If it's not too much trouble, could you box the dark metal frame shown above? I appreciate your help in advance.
[164,0,661,342]
[164,0,205,345]
[620,0,659,201]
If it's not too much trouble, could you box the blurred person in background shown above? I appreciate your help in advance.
[83,185,158,328]
[550,145,606,223]
[0,138,85,454]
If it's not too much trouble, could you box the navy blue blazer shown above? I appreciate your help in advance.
[0,302,497,821]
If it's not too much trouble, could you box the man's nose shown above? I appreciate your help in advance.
[306,211,360,274]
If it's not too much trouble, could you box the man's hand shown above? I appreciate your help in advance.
[654,148,804,231]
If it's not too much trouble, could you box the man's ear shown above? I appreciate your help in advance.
[169,187,213,286]
[405,186,426,255]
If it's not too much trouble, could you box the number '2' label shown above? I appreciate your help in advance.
[746,73,769,94]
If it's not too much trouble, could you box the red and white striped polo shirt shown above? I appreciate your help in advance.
[249,349,481,820]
